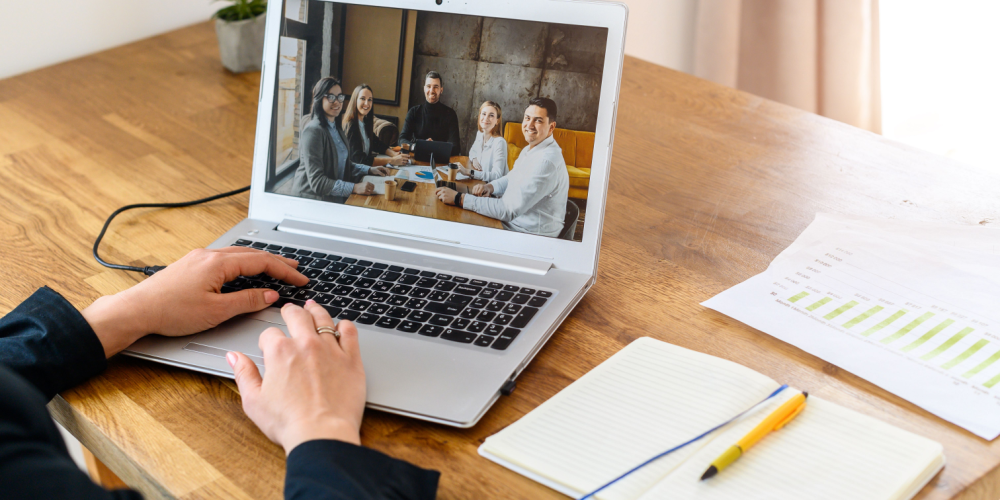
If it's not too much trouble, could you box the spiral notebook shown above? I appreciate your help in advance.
[479,338,945,500]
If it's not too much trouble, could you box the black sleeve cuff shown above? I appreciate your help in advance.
[0,287,107,400]
[286,439,439,500]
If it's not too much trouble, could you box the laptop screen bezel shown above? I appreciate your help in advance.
[248,0,627,276]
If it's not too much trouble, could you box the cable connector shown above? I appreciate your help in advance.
[143,266,166,276]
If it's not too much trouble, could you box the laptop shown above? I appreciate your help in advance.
[124,0,627,428]
[410,139,453,163]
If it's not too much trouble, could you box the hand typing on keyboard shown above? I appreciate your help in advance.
[81,246,308,357]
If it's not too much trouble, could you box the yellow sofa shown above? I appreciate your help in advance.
[503,122,593,200]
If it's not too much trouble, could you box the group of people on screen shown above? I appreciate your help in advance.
[290,71,570,238]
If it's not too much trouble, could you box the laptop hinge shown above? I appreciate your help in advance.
[276,218,553,275]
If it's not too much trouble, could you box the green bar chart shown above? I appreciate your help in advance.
[880,312,935,344]
[901,319,955,352]
[843,306,883,329]
[805,297,832,311]
[861,310,908,337]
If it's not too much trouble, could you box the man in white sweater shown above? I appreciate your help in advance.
[435,97,569,238]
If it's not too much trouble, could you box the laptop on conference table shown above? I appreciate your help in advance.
[124,0,627,427]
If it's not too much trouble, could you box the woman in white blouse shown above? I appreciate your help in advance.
[459,101,508,182]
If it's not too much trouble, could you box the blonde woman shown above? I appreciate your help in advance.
[459,101,507,182]
[341,84,408,168]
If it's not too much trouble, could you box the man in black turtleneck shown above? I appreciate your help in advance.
[400,71,462,156]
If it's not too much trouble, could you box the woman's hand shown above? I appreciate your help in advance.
[81,247,308,358]
[368,166,390,176]
[470,158,483,171]
[353,182,375,195]
[435,186,460,205]
[471,183,494,197]
[228,302,366,454]
[387,155,409,167]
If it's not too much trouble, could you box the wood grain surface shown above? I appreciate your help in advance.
[345,157,503,228]
[1,21,999,499]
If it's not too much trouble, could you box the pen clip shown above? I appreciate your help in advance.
[773,402,806,431]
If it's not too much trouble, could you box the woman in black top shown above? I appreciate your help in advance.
[342,84,409,168]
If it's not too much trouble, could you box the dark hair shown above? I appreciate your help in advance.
[425,71,443,86]
[310,76,342,128]
[528,97,557,123]
[342,83,373,131]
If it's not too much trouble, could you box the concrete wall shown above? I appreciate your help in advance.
[409,12,607,154]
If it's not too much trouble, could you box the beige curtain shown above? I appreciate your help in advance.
[693,0,881,133]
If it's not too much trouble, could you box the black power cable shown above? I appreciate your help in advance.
[93,185,251,276]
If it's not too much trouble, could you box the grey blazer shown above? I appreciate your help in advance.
[290,116,369,203]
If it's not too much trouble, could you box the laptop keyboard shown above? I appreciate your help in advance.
[220,239,554,351]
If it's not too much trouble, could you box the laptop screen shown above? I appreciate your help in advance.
[265,0,609,243]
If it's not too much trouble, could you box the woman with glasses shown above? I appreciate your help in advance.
[290,77,389,203]
[342,84,408,168]
[456,101,507,182]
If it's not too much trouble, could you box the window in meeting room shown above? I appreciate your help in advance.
[880,0,1000,176]
[275,36,306,173]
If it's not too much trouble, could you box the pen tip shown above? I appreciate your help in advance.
[803,391,809,398]
[700,466,717,481]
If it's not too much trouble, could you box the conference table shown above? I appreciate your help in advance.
[345,156,503,229]
[2,22,999,499]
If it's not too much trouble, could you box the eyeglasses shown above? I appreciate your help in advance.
[324,93,347,103]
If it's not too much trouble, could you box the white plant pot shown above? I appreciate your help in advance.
[215,13,266,73]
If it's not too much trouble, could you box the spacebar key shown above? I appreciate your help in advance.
[510,307,539,328]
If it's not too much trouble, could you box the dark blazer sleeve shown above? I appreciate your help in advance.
[343,121,376,166]
[0,287,142,499]
[399,106,420,147]
[446,108,462,156]
[285,440,439,500]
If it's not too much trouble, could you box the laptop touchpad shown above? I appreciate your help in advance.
[186,317,288,362]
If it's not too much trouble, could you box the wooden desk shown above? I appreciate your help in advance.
[345,157,503,229]
[1,22,999,499]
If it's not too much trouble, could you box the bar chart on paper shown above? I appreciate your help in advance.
[704,214,1000,439]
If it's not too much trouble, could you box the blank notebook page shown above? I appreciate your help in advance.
[641,396,945,500]
[480,338,782,500]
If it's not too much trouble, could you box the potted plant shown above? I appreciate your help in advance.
[213,0,268,73]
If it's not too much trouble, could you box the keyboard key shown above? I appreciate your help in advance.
[425,302,463,315]
[266,244,283,251]
[510,307,539,328]
[452,276,469,284]
[434,281,457,292]
[477,311,496,322]
[332,285,353,296]
[293,289,317,301]
[500,327,521,340]
[309,259,331,269]
[356,313,379,325]
[327,255,342,262]
[485,301,504,312]
[453,284,482,296]
[416,277,438,288]
[405,298,428,309]
[403,268,420,275]
[235,239,252,246]
[493,314,512,325]
[408,310,432,322]
[487,282,504,289]
[441,329,476,344]
[503,285,520,292]
[369,292,390,303]
[341,257,358,264]
[520,288,537,295]
[391,284,412,295]
[369,303,390,315]
[295,256,314,266]
[398,274,419,285]
[221,285,237,294]
[409,287,430,299]
[338,310,361,321]
[536,290,553,298]
[448,294,473,306]
[354,278,376,289]
[419,271,436,278]
[490,336,514,350]
[396,320,421,333]
[471,279,487,286]
[387,307,411,318]
[468,321,487,333]
[471,298,490,309]
[502,303,522,315]
[314,294,334,305]
[372,281,394,292]
[252,242,268,249]
[282,247,299,253]
[297,249,313,256]
[381,272,402,282]
[428,290,450,302]
[371,263,388,270]
[348,300,371,311]
[388,265,404,272]
[511,294,531,305]
[349,289,372,300]
[436,274,453,280]
[344,265,365,276]
[274,298,305,308]
[330,296,353,308]
[460,308,480,319]
[418,324,443,337]
[452,318,471,330]
[483,324,504,336]
[322,306,342,317]
[528,296,548,307]
[357,260,373,267]
[328,262,349,273]
[474,335,494,347]
[496,291,515,302]
[375,317,401,329]
[302,269,323,280]
[362,269,383,279]
[310,252,328,259]
[336,276,357,286]
[278,286,299,297]
[479,288,498,299]
[429,314,453,327]
[311,282,334,294]
[388,295,409,306]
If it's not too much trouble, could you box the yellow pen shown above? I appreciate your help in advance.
[700,391,808,480]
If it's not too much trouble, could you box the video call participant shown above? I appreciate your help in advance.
[0,248,439,499]
[457,101,508,183]
[342,83,409,168]
[399,71,462,156]
[290,77,389,203]
[436,98,569,238]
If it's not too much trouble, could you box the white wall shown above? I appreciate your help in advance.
[0,0,218,79]
[618,0,698,73]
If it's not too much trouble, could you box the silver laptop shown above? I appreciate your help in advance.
[125,0,627,428]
